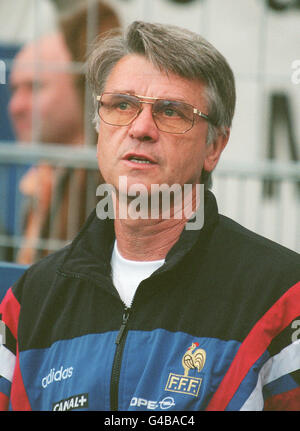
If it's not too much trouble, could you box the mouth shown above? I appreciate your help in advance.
[123,153,157,165]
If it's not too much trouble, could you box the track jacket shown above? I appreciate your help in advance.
[1,190,300,411]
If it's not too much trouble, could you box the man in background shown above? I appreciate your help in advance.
[0,0,58,262]
[8,1,120,264]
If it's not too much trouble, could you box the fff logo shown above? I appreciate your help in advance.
[0,60,6,84]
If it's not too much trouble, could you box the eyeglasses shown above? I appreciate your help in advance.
[96,93,212,134]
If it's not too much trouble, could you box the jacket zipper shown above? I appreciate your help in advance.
[110,306,130,411]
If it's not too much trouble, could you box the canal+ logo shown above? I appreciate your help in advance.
[42,366,74,389]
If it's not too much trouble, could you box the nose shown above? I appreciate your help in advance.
[128,103,159,142]
[9,87,32,118]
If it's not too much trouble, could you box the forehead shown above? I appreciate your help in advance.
[10,32,71,83]
[104,54,207,106]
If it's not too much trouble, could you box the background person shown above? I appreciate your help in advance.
[0,0,58,262]
[8,1,120,264]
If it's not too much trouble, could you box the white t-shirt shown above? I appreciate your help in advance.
[111,241,165,307]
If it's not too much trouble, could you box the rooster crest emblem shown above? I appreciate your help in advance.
[182,342,206,376]
[165,341,206,397]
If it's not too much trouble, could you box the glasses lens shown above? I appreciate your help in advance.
[99,93,140,126]
[153,100,194,133]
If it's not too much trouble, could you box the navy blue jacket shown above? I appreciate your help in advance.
[1,191,300,411]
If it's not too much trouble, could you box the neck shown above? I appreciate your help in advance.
[113,183,201,261]
[114,217,186,261]
[40,128,85,147]
[63,130,85,147]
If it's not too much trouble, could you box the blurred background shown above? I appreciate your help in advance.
[0,0,299,265]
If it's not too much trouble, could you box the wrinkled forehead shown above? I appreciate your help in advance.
[103,54,208,108]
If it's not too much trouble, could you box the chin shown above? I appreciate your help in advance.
[16,134,32,144]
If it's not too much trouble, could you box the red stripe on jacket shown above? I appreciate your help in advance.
[10,348,32,411]
[0,287,20,338]
[264,386,300,411]
[206,281,300,411]
[0,393,9,411]
[0,288,31,410]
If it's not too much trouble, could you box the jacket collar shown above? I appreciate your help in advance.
[58,190,219,281]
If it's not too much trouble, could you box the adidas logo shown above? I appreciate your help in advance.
[41,366,73,388]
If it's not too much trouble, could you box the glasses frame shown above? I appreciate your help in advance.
[96,93,212,134]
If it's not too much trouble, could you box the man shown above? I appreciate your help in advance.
[0,0,57,263]
[8,1,119,264]
[9,30,97,264]
[9,32,84,146]
[1,21,300,411]
[9,1,120,146]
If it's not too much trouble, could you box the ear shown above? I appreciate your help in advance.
[203,128,230,173]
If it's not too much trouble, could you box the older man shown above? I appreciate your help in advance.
[0,21,300,412]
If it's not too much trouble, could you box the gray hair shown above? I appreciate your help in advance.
[87,21,236,187]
